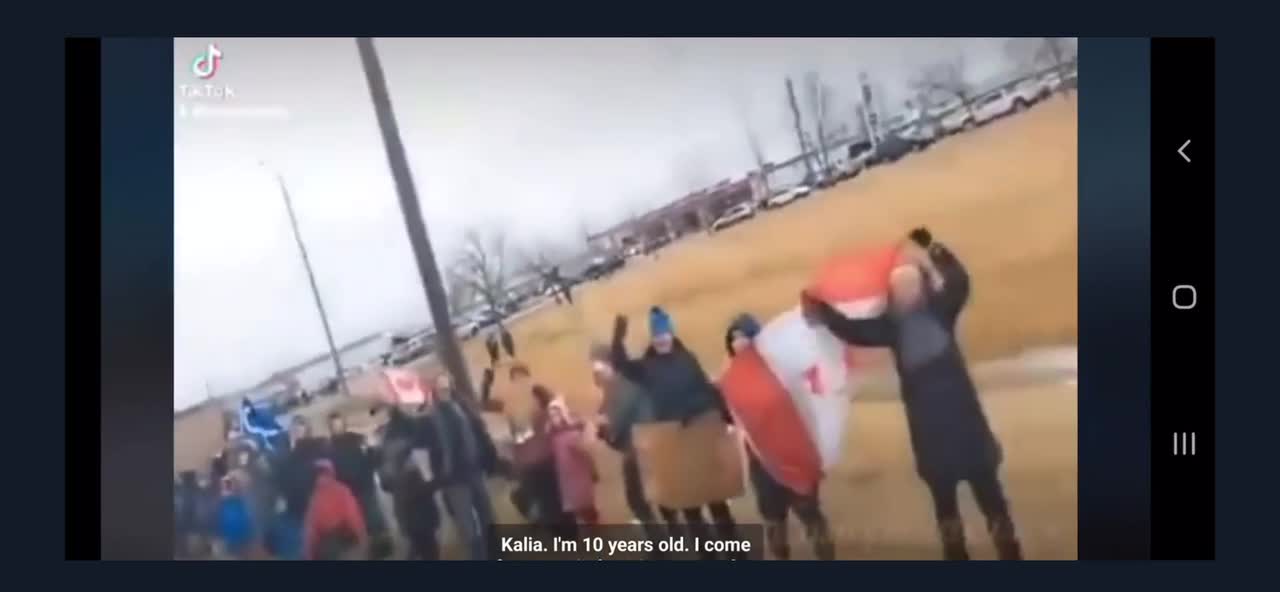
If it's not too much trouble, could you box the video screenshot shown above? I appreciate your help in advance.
[77,37,1214,561]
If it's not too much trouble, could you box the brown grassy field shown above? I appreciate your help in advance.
[176,96,1078,559]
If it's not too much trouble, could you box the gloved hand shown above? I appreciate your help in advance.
[612,314,629,343]
[800,290,833,323]
[908,226,933,248]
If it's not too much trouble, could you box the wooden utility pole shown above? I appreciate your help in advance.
[355,37,476,401]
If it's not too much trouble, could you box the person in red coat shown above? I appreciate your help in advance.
[302,459,368,560]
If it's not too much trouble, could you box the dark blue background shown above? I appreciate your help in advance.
[1078,38,1150,559]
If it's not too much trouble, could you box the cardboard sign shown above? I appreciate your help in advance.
[632,410,745,509]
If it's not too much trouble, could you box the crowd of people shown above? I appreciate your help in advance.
[173,405,397,560]
[173,227,1023,561]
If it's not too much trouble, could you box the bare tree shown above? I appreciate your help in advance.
[745,126,772,200]
[444,269,476,316]
[1005,37,1077,72]
[517,239,564,278]
[910,56,978,122]
[733,102,772,200]
[450,228,509,314]
[802,71,837,172]
[784,77,815,180]
[1006,37,1077,97]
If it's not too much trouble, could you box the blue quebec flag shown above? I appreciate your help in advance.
[239,398,286,453]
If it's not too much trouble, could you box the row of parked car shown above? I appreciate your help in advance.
[706,67,1077,234]
[898,65,1077,149]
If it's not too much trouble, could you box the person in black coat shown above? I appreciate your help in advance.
[174,471,202,558]
[610,306,743,560]
[274,415,330,559]
[376,406,443,560]
[427,372,500,560]
[803,227,1021,560]
[326,412,390,559]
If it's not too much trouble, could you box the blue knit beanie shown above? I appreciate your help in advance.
[731,313,762,339]
[649,306,674,337]
[725,313,762,357]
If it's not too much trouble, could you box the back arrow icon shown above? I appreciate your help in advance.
[1178,139,1191,163]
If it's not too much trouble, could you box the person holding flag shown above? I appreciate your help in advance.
[802,227,1022,561]
[723,313,835,560]
[239,397,287,454]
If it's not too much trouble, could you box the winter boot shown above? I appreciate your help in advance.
[765,520,790,560]
[939,518,969,560]
[988,514,1023,560]
[807,520,835,560]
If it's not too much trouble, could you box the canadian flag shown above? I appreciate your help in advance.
[720,243,902,495]
[380,368,431,406]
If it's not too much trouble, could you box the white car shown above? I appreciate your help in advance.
[453,319,479,339]
[938,104,976,134]
[898,121,939,148]
[941,87,1033,132]
[709,203,756,232]
[763,186,810,209]
[1040,71,1063,94]
[971,86,1038,124]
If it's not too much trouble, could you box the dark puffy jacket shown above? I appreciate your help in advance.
[611,336,731,424]
[376,409,443,533]
[424,396,499,484]
[814,243,1001,482]
[329,432,376,493]
[276,437,329,519]
[175,472,200,534]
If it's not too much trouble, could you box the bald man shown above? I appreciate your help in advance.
[804,227,1021,561]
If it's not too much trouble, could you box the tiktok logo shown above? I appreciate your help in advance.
[191,43,223,79]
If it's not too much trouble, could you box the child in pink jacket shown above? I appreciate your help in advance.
[546,399,599,524]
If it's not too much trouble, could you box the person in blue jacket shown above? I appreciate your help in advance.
[215,473,256,559]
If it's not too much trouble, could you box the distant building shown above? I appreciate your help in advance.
[586,177,755,251]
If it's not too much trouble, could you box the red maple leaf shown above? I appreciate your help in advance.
[803,365,826,396]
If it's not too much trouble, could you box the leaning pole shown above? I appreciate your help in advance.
[355,37,476,401]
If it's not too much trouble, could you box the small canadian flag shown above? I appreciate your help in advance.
[381,368,431,405]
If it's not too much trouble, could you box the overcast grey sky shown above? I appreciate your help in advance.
[173,37,1017,410]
